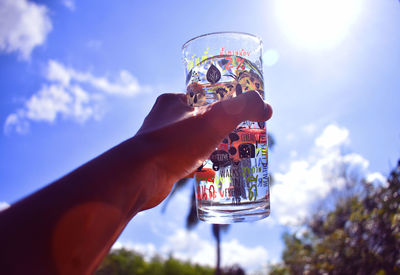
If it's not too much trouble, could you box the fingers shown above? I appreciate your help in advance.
[137,93,192,135]
[264,103,273,121]
[206,90,272,133]
[151,91,272,126]
[181,91,272,178]
[152,93,191,111]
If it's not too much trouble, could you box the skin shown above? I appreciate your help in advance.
[0,90,272,275]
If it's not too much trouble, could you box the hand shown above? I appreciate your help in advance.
[136,90,272,209]
[0,90,272,275]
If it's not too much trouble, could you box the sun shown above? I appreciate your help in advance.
[275,0,363,51]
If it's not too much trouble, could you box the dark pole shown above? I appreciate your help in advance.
[213,224,221,275]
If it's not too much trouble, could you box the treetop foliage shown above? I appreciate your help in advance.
[269,160,400,275]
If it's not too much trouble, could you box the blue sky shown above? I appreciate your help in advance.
[1,0,399,273]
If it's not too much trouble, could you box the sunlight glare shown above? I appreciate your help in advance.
[275,0,363,50]
[263,49,280,67]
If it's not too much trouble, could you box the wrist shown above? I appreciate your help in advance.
[120,134,172,212]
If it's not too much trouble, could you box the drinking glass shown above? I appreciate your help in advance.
[182,32,270,223]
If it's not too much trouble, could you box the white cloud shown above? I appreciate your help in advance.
[5,59,148,134]
[270,124,376,225]
[221,239,268,271]
[161,229,214,267]
[112,241,158,261]
[314,124,349,149]
[366,172,388,188]
[4,112,29,134]
[61,0,75,11]
[46,60,144,96]
[0,0,52,60]
[4,84,101,133]
[46,60,72,86]
[0,202,10,211]
[114,229,269,272]
[25,84,72,122]
[160,229,269,272]
[81,70,142,96]
[112,240,123,250]
[301,123,317,135]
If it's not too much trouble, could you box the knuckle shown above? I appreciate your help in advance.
[156,93,175,103]
[155,93,188,107]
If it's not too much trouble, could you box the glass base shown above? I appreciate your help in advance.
[197,200,270,224]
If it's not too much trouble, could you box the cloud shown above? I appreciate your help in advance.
[25,84,73,122]
[160,229,214,266]
[4,112,29,134]
[4,84,102,134]
[5,60,149,134]
[366,172,388,188]
[221,239,268,271]
[112,241,158,261]
[46,60,72,86]
[314,124,349,149]
[61,0,75,11]
[160,229,269,272]
[301,123,317,136]
[45,60,145,96]
[0,202,10,211]
[114,229,269,272]
[271,124,379,226]
[0,0,52,60]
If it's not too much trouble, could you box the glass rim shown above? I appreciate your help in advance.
[182,31,262,51]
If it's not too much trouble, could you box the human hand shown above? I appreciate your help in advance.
[0,90,272,275]
[136,90,272,210]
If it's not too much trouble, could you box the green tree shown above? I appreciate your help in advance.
[96,248,147,275]
[270,159,400,275]
[96,248,215,275]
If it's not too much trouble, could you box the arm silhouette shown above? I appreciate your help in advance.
[0,91,272,275]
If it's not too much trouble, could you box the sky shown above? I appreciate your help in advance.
[1,0,399,273]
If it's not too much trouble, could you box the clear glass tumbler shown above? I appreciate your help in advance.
[182,32,270,223]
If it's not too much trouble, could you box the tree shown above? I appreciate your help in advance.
[269,159,400,275]
[96,248,215,275]
[96,248,147,275]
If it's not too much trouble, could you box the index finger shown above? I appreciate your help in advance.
[206,90,272,135]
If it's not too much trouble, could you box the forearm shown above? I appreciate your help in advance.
[0,134,160,275]
[0,91,272,275]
